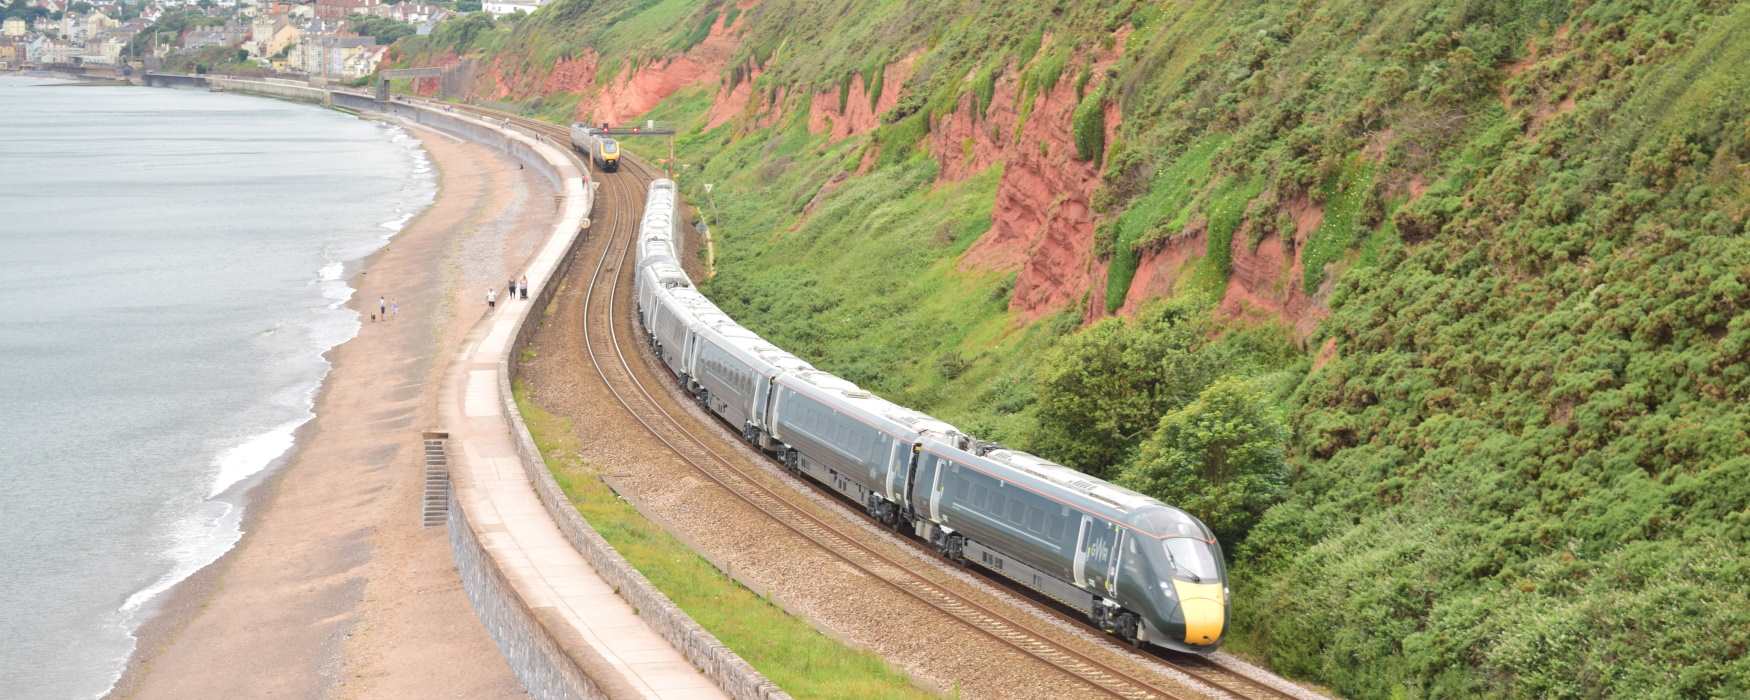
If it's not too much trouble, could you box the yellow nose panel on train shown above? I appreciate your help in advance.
[1173,580,1225,646]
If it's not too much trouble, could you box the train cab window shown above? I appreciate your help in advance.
[1164,537,1221,583]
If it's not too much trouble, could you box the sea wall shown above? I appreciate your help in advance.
[206,76,330,104]
[448,489,607,699]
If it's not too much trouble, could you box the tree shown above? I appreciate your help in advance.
[350,14,416,45]
[1120,376,1287,546]
[1031,298,1221,479]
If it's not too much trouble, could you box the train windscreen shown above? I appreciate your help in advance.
[1164,538,1221,583]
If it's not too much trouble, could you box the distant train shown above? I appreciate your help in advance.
[568,123,620,172]
[631,179,1229,653]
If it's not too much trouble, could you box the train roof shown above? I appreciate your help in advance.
[780,369,963,440]
[648,179,676,192]
[692,314,815,376]
[641,260,690,287]
[638,237,678,264]
[927,444,1212,540]
[668,287,722,313]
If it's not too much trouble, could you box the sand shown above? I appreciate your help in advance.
[109,121,556,699]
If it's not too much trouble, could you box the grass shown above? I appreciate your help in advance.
[1104,135,1228,312]
[1300,158,1374,294]
[514,382,936,699]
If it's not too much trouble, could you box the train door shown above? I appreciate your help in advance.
[682,331,700,386]
[1078,517,1120,595]
[899,443,921,513]
[884,439,905,502]
[1073,516,1090,587]
[908,451,944,522]
[753,374,771,431]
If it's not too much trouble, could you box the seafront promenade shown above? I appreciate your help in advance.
[424,101,727,699]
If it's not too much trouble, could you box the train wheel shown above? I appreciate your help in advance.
[1117,613,1142,647]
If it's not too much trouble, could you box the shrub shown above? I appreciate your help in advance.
[1120,376,1288,546]
[1073,83,1106,164]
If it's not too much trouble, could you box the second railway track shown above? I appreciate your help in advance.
[463,101,1303,700]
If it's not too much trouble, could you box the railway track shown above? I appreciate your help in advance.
[456,101,1301,700]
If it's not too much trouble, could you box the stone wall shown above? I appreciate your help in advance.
[448,491,608,700]
[206,76,330,104]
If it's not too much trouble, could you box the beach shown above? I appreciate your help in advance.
[109,120,557,698]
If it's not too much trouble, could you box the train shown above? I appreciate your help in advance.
[631,179,1229,653]
[569,123,621,172]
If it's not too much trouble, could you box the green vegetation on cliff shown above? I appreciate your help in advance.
[417,0,1750,696]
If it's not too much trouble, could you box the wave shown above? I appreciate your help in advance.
[206,418,308,499]
[93,117,438,700]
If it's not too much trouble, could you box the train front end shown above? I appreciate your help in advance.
[1125,508,1229,653]
[597,138,621,172]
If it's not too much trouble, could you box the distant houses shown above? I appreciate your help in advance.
[483,0,549,17]
[0,0,443,80]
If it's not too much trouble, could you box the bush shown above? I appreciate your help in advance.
[1120,376,1288,546]
[1072,83,1106,164]
[1032,298,1220,478]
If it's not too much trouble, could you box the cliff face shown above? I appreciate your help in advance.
[936,62,1108,323]
[401,5,1330,335]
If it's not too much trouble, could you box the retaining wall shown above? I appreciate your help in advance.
[206,76,330,104]
[449,489,607,699]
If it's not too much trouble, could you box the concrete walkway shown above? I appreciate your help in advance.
[436,116,726,700]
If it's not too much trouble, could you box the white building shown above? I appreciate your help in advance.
[483,0,546,17]
[2,17,27,38]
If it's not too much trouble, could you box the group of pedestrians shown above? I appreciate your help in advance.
[488,275,530,309]
[372,296,398,322]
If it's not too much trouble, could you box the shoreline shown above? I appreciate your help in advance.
[109,103,553,698]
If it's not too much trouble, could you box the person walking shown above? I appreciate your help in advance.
[520,275,529,300]
[379,296,387,320]
[508,277,518,300]
[391,301,399,319]
[487,288,496,309]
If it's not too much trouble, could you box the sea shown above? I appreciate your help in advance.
[0,75,435,698]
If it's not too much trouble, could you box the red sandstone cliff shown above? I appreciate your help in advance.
[436,13,1338,336]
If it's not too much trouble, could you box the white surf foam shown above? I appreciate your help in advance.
[87,91,443,700]
[206,418,307,499]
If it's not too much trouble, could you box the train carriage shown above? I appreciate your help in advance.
[769,371,962,527]
[568,123,623,172]
[685,317,814,445]
[647,286,714,379]
[636,259,689,330]
[907,441,1229,652]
